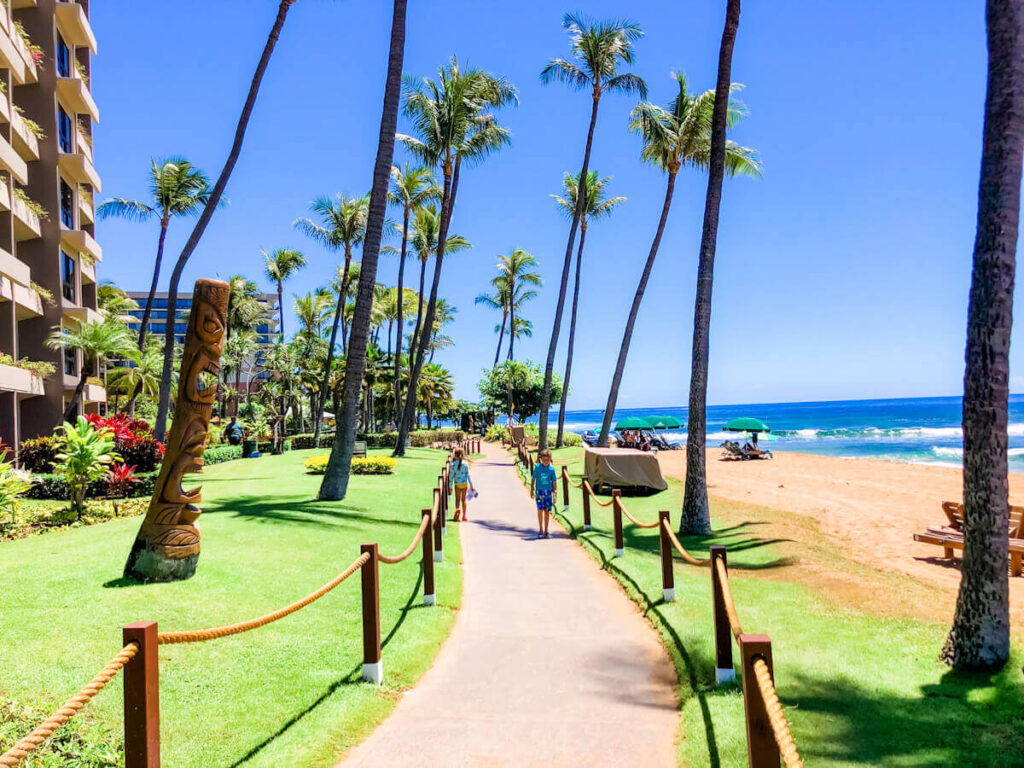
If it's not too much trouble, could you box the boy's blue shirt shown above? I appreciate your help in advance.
[531,463,557,492]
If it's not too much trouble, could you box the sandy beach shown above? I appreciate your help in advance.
[656,449,1024,627]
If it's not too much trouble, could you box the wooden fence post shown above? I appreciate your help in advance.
[582,483,592,531]
[612,489,624,557]
[432,488,443,561]
[658,511,674,602]
[738,634,780,768]
[710,546,735,684]
[123,621,160,768]
[561,467,570,512]
[422,509,436,606]
[360,543,382,685]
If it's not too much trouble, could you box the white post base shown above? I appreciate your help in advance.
[562,505,569,513]
[442,526,447,536]
[362,660,383,685]
[434,550,443,562]
[614,547,625,558]
[716,668,736,685]
[584,524,592,531]
[663,587,675,602]
[423,593,436,607]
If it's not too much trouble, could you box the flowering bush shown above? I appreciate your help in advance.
[304,454,329,474]
[83,414,163,472]
[83,413,153,440]
[17,435,60,473]
[105,464,140,498]
[304,454,397,475]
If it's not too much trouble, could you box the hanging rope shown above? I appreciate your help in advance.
[583,480,614,507]
[660,520,711,568]
[618,503,661,529]
[713,557,743,637]
[752,656,803,767]
[378,514,432,564]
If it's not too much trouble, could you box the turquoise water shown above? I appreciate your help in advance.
[535,395,1024,468]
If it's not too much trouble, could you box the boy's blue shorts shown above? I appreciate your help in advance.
[535,489,553,512]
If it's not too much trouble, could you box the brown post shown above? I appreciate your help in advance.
[360,543,382,684]
[582,483,592,530]
[438,475,446,518]
[612,489,624,556]
[658,510,674,602]
[561,467,570,511]
[711,546,735,684]
[738,634,780,768]
[433,489,443,562]
[122,621,160,768]
[422,509,436,606]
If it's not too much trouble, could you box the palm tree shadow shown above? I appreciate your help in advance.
[226,567,426,768]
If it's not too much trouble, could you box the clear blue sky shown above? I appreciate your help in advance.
[91,0,1020,409]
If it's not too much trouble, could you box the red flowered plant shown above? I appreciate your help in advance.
[83,415,163,472]
[106,464,141,499]
[84,414,154,440]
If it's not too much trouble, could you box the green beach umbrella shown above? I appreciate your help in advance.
[615,416,654,430]
[723,417,771,433]
[646,415,684,429]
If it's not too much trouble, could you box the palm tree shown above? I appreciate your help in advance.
[537,13,646,449]
[224,329,258,417]
[394,58,516,455]
[389,163,441,419]
[597,73,760,450]
[426,298,457,364]
[97,159,214,350]
[681,0,747,536]
[475,282,511,366]
[294,289,332,340]
[109,335,162,417]
[942,0,1024,670]
[316,0,408,500]
[47,320,138,422]
[494,248,541,362]
[155,0,299,442]
[263,248,306,339]
[417,362,454,428]
[552,171,625,446]
[295,193,368,444]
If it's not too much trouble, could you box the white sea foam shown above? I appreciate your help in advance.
[931,446,964,458]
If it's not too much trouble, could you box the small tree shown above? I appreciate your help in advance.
[55,416,117,518]
[0,450,31,529]
[478,360,563,422]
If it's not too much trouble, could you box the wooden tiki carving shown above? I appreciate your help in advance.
[124,279,229,582]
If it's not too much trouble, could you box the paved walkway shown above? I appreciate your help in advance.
[339,442,678,767]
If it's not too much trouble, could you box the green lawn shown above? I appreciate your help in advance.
[542,447,1024,768]
[0,448,462,767]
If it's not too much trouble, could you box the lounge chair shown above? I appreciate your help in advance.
[721,440,746,460]
[582,430,599,447]
[913,501,1024,576]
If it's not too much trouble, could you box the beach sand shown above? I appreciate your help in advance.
[656,449,1024,627]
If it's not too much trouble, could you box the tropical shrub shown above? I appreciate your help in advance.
[116,435,164,473]
[290,433,335,450]
[304,454,329,474]
[560,431,583,447]
[0,450,31,528]
[203,445,243,465]
[358,433,399,448]
[484,424,507,442]
[84,413,152,439]
[25,470,158,500]
[351,456,397,475]
[17,435,60,473]
[54,417,117,517]
[408,429,465,447]
[105,464,140,498]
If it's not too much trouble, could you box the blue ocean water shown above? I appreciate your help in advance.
[533,395,1024,468]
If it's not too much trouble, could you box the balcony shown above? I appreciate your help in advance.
[12,281,42,318]
[0,27,29,85]
[12,0,40,9]
[0,362,44,397]
[79,190,94,224]
[76,127,92,161]
[63,303,102,326]
[10,110,40,162]
[0,134,28,184]
[55,1,97,54]
[0,245,29,286]
[82,382,105,403]
[80,256,95,284]
[56,76,99,122]
[58,150,101,191]
[60,226,102,262]
[12,194,42,241]
[0,182,10,212]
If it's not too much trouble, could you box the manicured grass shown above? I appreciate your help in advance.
[541,447,1024,768]
[0,448,461,767]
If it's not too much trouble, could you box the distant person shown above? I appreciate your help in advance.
[752,433,759,449]
[225,418,244,446]
[449,447,475,522]
[531,449,558,538]
[385,420,396,434]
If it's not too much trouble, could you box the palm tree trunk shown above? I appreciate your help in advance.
[493,311,507,367]
[556,221,587,447]
[277,280,285,340]
[394,206,409,421]
[313,243,351,446]
[598,173,677,447]
[137,219,169,350]
[339,249,353,354]
[508,279,516,362]
[318,0,407,499]
[942,0,1024,670]
[681,0,741,535]
[154,0,295,443]
[538,93,601,450]
[63,359,91,423]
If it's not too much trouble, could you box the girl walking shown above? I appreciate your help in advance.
[449,448,475,521]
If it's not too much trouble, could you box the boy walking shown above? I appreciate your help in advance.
[530,449,558,538]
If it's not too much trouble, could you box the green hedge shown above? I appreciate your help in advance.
[203,445,243,465]
[25,470,159,500]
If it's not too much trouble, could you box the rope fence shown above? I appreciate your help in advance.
[1,447,464,768]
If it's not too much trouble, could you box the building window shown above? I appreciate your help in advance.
[57,36,70,78]
[62,251,76,302]
[58,107,73,153]
[63,346,76,376]
[60,180,74,228]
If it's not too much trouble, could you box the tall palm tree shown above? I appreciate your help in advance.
[681,0,746,536]
[426,298,457,364]
[97,159,214,350]
[295,193,368,444]
[155,0,299,443]
[495,248,541,362]
[552,171,625,446]
[294,289,332,340]
[262,248,306,339]
[47,320,138,422]
[597,73,760,449]
[224,329,258,417]
[388,163,441,419]
[317,0,408,500]
[394,57,516,455]
[537,13,646,449]
[475,281,511,366]
[942,0,1024,670]
[113,334,162,417]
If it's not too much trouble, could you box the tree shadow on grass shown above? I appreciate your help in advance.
[226,568,428,768]
[200,495,423,531]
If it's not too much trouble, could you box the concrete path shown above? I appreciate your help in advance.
[339,442,679,767]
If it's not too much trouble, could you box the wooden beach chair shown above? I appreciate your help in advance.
[353,440,367,459]
[913,502,1024,576]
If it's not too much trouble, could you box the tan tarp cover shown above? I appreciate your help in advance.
[509,425,526,445]
[584,448,668,491]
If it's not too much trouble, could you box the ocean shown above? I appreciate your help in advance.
[533,395,1024,469]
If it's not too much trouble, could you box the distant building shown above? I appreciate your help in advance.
[124,291,279,387]
[0,0,104,449]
